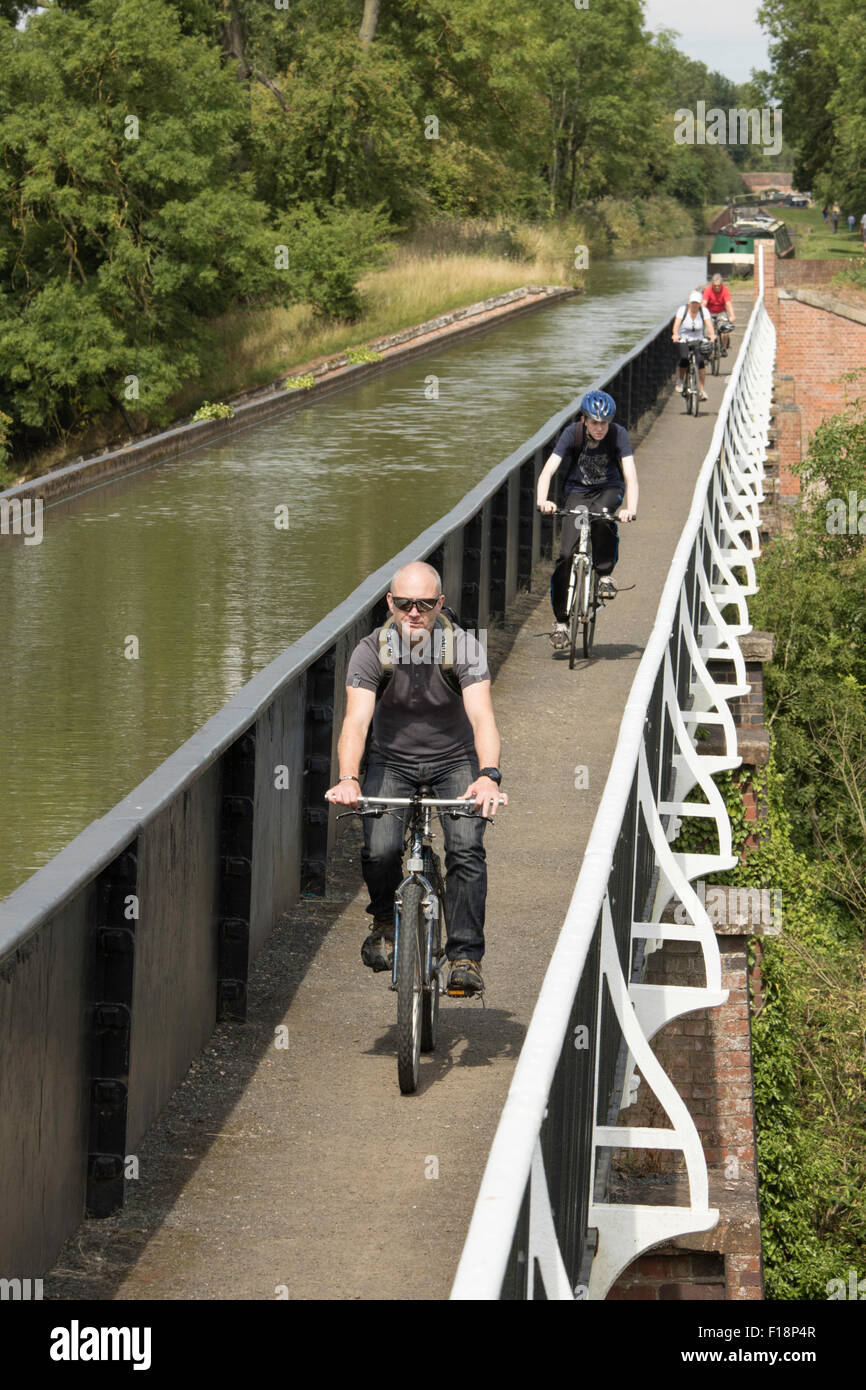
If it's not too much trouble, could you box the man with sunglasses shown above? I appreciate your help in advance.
[325,561,506,996]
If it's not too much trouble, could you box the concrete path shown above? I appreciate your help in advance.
[43,299,750,1302]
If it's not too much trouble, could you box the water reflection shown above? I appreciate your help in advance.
[0,245,707,899]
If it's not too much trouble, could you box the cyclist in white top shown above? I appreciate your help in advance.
[673,290,716,401]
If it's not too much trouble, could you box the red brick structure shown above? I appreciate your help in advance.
[757,243,866,515]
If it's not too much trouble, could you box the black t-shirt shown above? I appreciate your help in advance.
[555,420,632,493]
[347,621,490,761]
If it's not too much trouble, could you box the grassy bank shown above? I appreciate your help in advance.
[780,204,866,260]
[11,199,698,483]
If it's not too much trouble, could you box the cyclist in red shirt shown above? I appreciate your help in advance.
[703,274,735,356]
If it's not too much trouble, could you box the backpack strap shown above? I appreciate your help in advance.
[377,612,461,697]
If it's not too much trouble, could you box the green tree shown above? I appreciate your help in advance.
[0,0,290,444]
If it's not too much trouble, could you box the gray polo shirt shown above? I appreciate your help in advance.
[347,621,490,761]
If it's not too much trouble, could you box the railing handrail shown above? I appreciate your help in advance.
[0,311,675,962]
[451,263,771,1298]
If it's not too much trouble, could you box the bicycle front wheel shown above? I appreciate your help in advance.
[687,366,699,415]
[711,342,720,376]
[396,882,425,1093]
[583,568,599,658]
[569,555,588,669]
[420,854,441,1053]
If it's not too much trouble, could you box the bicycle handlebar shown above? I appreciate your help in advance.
[357,795,479,809]
[546,506,632,523]
[333,794,485,821]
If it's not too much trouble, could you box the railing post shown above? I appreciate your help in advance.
[86,844,138,1219]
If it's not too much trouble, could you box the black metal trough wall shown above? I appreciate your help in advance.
[0,316,678,1278]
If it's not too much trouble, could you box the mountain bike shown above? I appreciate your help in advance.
[680,338,713,416]
[555,505,618,667]
[337,789,483,1094]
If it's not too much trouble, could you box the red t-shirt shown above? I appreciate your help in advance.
[703,284,732,315]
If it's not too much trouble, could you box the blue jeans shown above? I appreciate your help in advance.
[360,752,487,961]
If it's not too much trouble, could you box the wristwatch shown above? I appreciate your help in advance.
[478,767,502,784]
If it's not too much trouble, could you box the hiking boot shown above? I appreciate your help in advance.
[549,621,569,650]
[361,916,394,972]
[447,958,484,996]
[598,577,617,600]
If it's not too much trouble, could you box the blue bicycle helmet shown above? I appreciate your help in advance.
[579,389,616,422]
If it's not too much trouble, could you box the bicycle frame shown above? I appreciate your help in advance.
[561,505,615,606]
[559,505,616,665]
[351,794,475,992]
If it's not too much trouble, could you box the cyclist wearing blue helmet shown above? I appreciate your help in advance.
[536,388,638,648]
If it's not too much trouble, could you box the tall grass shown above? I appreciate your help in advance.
[171,217,591,415]
[14,204,697,479]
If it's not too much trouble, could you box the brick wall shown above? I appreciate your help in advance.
[775,297,866,453]
[776,258,862,287]
[757,248,866,501]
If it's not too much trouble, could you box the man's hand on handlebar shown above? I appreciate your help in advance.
[617,507,636,523]
[537,499,558,514]
[463,776,509,820]
[325,777,363,809]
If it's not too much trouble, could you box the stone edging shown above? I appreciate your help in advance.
[780,285,866,327]
[3,284,576,508]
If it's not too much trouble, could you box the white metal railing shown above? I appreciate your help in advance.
[451,249,775,1300]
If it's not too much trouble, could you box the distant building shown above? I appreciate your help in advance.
[742,172,793,193]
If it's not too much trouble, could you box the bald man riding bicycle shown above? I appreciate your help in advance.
[326,561,507,997]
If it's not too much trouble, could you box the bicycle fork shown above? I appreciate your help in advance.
[391,872,442,994]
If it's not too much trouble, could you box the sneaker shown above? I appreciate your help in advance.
[598,576,617,600]
[361,933,392,972]
[549,621,569,650]
[721,348,728,357]
[361,916,394,973]
[447,958,484,996]
[699,390,708,401]
[675,381,684,394]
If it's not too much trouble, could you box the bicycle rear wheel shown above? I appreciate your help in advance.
[583,568,599,658]
[420,854,441,1052]
[569,555,588,669]
[396,882,424,1093]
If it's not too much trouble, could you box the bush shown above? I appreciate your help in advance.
[278,203,391,321]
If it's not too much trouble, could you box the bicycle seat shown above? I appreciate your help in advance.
[417,782,435,799]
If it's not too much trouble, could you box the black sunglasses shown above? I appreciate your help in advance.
[391,596,441,613]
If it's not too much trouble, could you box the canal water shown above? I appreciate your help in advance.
[0,244,707,900]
